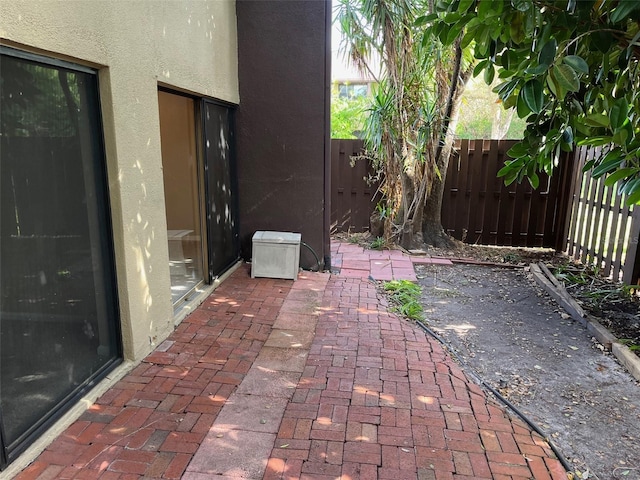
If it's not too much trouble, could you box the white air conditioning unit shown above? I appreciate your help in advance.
[251,231,301,280]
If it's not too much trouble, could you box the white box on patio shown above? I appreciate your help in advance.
[251,231,301,280]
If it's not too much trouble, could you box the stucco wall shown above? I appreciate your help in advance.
[0,1,239,360]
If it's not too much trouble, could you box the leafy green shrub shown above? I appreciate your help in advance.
[383,280,424,321]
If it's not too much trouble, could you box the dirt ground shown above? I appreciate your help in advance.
[421,242,640,356]
[415,261,640,480]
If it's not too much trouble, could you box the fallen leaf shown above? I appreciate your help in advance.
[280,444,289,448]
[569,346,579,350]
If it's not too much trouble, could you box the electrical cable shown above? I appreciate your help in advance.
[301,241,321,272]
[414,319,575,475]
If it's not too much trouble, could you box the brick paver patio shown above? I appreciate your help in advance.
[12,244,567,479]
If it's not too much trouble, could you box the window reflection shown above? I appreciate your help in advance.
[0,50,120,458]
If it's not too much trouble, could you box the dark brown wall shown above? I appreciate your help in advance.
[235,0,331,270]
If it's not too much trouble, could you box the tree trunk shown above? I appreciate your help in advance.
[421,153,456,248]
[420,58,473,248]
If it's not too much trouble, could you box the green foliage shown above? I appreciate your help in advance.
[383,280,424,321]
[620,339,640,351]
[1,59,81,137]
[434,0,640,205]
[369,236,386,250]
[331,83,370,139]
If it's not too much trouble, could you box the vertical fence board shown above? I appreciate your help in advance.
[453,139,471,240]
[567,147,587,256]
[624,209,640,285]
[553,152,578,251]
[442,146,459,238]
[468,140,486,242]
[604,184,622,276]
[483,139,501,244]
[597,183,614,277]
[330,140,341,232]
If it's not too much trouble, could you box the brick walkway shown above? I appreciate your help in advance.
[13,248,567,480]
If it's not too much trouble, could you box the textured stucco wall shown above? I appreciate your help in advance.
[0,1,239,361]
[235,0,331,269]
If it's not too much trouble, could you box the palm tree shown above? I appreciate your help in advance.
[336,0,473,248]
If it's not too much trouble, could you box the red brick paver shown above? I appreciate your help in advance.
[13,266,291,480]
[12,246,566,480]
[264,273,566,480]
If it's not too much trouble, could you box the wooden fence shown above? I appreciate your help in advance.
[330,139,380,233]
[330,139,569,248]
[564,146,640,284]
[329,138,640,283]
[441,139,571,248]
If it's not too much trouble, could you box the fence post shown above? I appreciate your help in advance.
[623,207,640,285]
[553,150,579,252]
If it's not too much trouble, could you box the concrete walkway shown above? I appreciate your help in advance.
[13,243,566,479]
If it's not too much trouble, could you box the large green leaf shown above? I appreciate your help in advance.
[591,30,615,53]
[609,97,629,131]
[473,59,489,78]
[521,79,544,113]
[516,89,532,117]
[584,113,610,127]
[551,64,580,92]
[612,127,629,145]
[507,141,530,159]
[604,168,637,187]
[546,71,567,101]
[525,64,549,75]
[625,190,640,206]
[610,1,640,24]
[620,178,640,197]
[591,151,623,178]
[478,0,494,18]
[577,136,611,146]
[415,13,439,26]
[509,14,526,44]
[484,63,495,84]
[457,0,474,13]
[562,55,589,75]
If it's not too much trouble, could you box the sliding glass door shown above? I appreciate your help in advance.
[0,48,121,467]
[159,94,239,303]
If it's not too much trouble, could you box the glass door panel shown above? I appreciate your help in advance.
[203,102,239,278]
[158,91,206,304]
[0,49,121,465]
